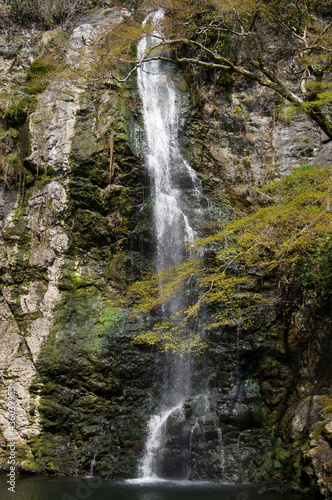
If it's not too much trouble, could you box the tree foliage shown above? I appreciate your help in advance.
[46,0,330,140]
[127,166,332,352]
[102,0,332,138]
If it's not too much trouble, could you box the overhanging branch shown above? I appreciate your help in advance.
[110,33,332,138]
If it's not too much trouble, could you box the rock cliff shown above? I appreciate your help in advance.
[0,6,331,498]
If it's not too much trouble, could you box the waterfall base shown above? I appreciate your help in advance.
[138,394,225,481]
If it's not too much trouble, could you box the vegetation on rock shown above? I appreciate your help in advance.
[1,0,99,28]
[127,165,332,352]
[0,3,331,495]
[91,0,332,139]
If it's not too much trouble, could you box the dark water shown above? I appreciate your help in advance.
[0,477,312,500]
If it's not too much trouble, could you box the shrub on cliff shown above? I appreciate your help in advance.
[98,0,332,140]
[127,166,332,352]
[3,0,100,27]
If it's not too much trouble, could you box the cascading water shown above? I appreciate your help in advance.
[137,11,202,274]
[136,11,223,481]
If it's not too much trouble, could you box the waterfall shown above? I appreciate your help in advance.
[137,10,199,479]
[136,11,221,481]
[137,11,201,275]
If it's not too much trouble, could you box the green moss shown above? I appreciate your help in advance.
[70,271,83,290]
[296,163,314,171]
[31,284,128,463]
[69,179,105,213]
[104,250,128,287]
[26,60,56,80]
[97,305,123,333]
[21,460,37,469]
[1,127,20,139]
[29,173,55,191]
[4,441,35,466]
[312,423,326,440]
[22,83,48,95]
[66,86,140,257]
[252,400,267,427]
[27,434,76,473]
[217,71,235,90]
[70,152,107,186]
[120,99,135,151]
[37,285,123,373]
[70,209,110,249]
[8,245,33,285]
[260,435,291,474]
[0,96,30,128]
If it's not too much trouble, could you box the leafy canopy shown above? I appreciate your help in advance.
[127,166,332,353]
[90,0,332,138]
[41,0,331,139]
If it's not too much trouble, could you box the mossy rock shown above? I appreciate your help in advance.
[69,179,105,214]
[29,282,154,477]
[0,97,30,128]
[26,60,56,80]
[70,209,111,249]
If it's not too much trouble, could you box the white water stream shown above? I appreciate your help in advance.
[136,11,205,480]
[137,11,202,274]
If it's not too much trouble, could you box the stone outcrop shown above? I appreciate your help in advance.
[0,6,331,498]
[0,7,152,476]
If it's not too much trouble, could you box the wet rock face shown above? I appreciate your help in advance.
[143,381,265,482]
[149,398,224,480]
[32,307,156,477]
[183,82,330,199]
[0,7,151,477]
[155,406,192,478]
[145,298,332,493]
[0,7,331,499]
[281,396,332,498]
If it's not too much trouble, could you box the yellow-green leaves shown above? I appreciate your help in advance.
[127,166,332,353]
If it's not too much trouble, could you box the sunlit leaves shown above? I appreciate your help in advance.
[127,166,332,353]
[143,0,332,137]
